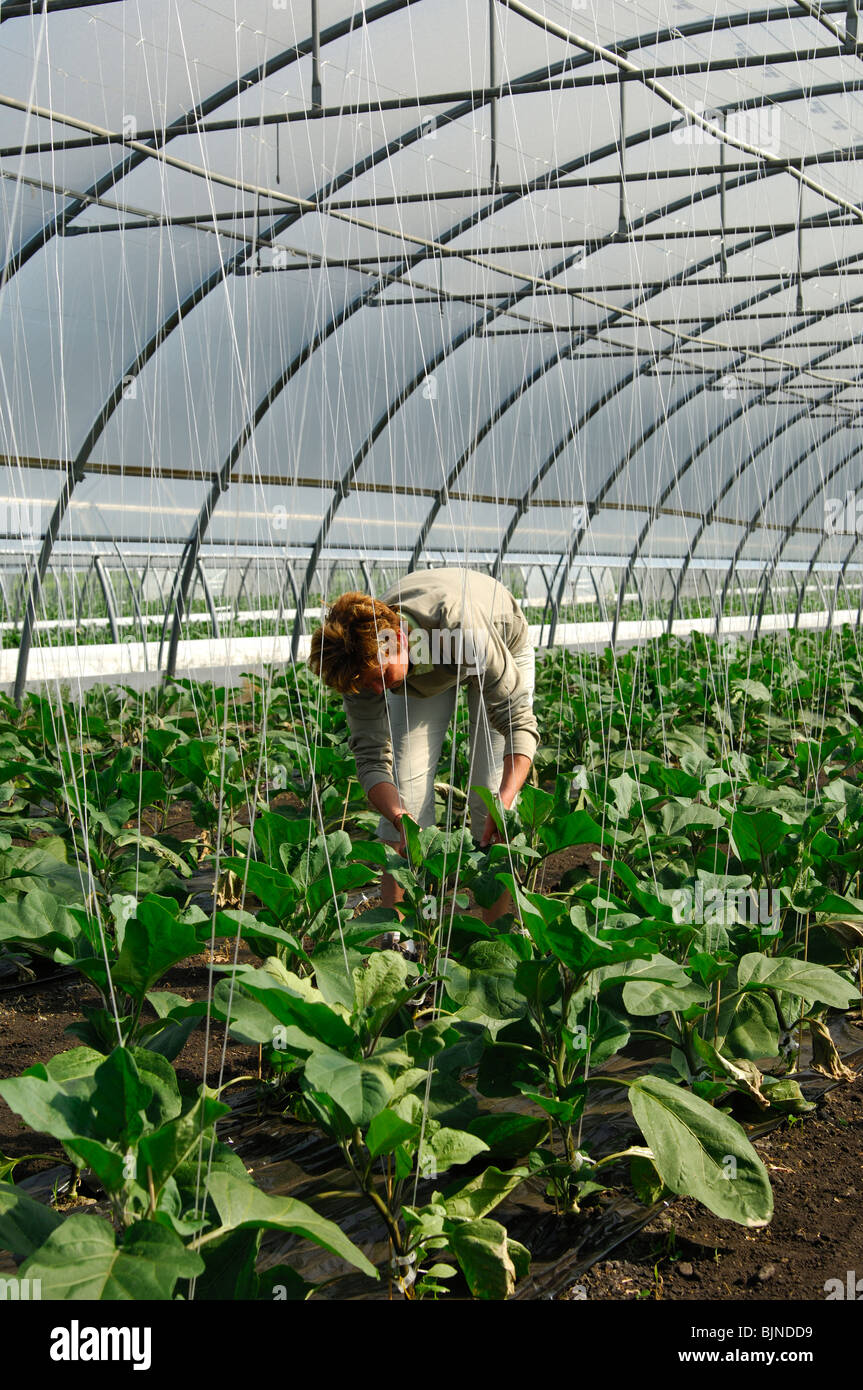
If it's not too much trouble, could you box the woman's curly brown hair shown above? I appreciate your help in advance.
[308,591,403,694]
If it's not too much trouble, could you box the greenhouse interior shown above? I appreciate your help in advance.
[0,0,862,1327]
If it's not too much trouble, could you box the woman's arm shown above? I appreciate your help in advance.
[367,779,409,853]
[479,752,532,846]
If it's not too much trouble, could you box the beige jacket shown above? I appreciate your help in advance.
[342,568,539,795]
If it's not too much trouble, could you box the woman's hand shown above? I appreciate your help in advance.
[479,811,502,849]
[478,754,533,847]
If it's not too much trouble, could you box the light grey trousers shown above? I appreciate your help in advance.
[376,643,536,843]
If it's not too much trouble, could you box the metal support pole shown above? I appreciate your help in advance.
[311,0,322,109]
[489,0,500,191]
[93,556,120,646]
[55,564,69,630]
[276,560,302,635]
[545,556,567,646]
[76,560,95,627]
[719,111,728,279]
[196,559,221,639]
[618,79,628,237]
[536,564,553,645]
[796,170,805,316]
[115,557,149,663]
[12,558,30,633]
[592,568,609,624]
[846,0,859,53]
[233,555,255,623]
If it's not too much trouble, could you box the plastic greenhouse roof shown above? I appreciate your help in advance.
[2,0,863,604]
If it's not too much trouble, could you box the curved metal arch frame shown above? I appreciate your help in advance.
[711,408,863,632]
[537,248,863,649]
[823,522,863,627]
[170,50,675,668]
[8,0,426,701]
[408,158,863,570]
[612,314,863,646]
[254,70,863,650]
[33,0,775,676]
[761,484,863,635]
[609,399,850,645]
[281,110,747,654]
[7,6,863,690]
[483,59,863,589]
[666,402,857,634]
[110,548,149,655]
[826,554,862,627]
[747,440,863,635]
[494,232,858,573]
[298,107,855,646]
[0,0,420,287]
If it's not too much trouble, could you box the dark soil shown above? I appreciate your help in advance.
[566,1074,863,1301]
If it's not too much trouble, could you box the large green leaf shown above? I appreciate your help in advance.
[0,890,86,957]
[211,977,281,1045]
[353,950,414,1014]
[303,1049,393,1127]
[312,942,363,1010]
[21,1216,203,1299]
[61,1137,127,1194]
[0,1180,63,1259]
[111,900,201,1001]
[191,1227,261,1300]
[465,1115,547,1165]
[448,1218,520,1300]
[203,1170,378,1279]
[365,1110,420,1158]
[545,918,655,979]
[716,988,781,1059]
[628,1075,773,1226]
[440,941,524,1023]
[32,1047,103,1083]
[0,1073,96,1142]
[92,1049,152,1148]
[137,1092,229,1196]
[0,842,85,903]
[592,951,691,992]
[622,977,708,1016]
[305,863,376,916]
[230,967,357,1052]
[540,809,613,853]
[138,997,207,1064]
[418,1126,488,1176]
[441,1165,529,1219]
[729,810,793,867]
[737,953,860,1009]
[660,803,726,838]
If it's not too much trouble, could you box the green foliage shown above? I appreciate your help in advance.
[1,630,862,1299]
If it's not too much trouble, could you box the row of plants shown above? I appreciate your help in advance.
[0,627,861,1298]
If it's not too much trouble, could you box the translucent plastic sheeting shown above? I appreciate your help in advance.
[3,1,863,686]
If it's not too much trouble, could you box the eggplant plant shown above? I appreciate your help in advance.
[211,951,532,1298]
[0,1045,376,1299]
